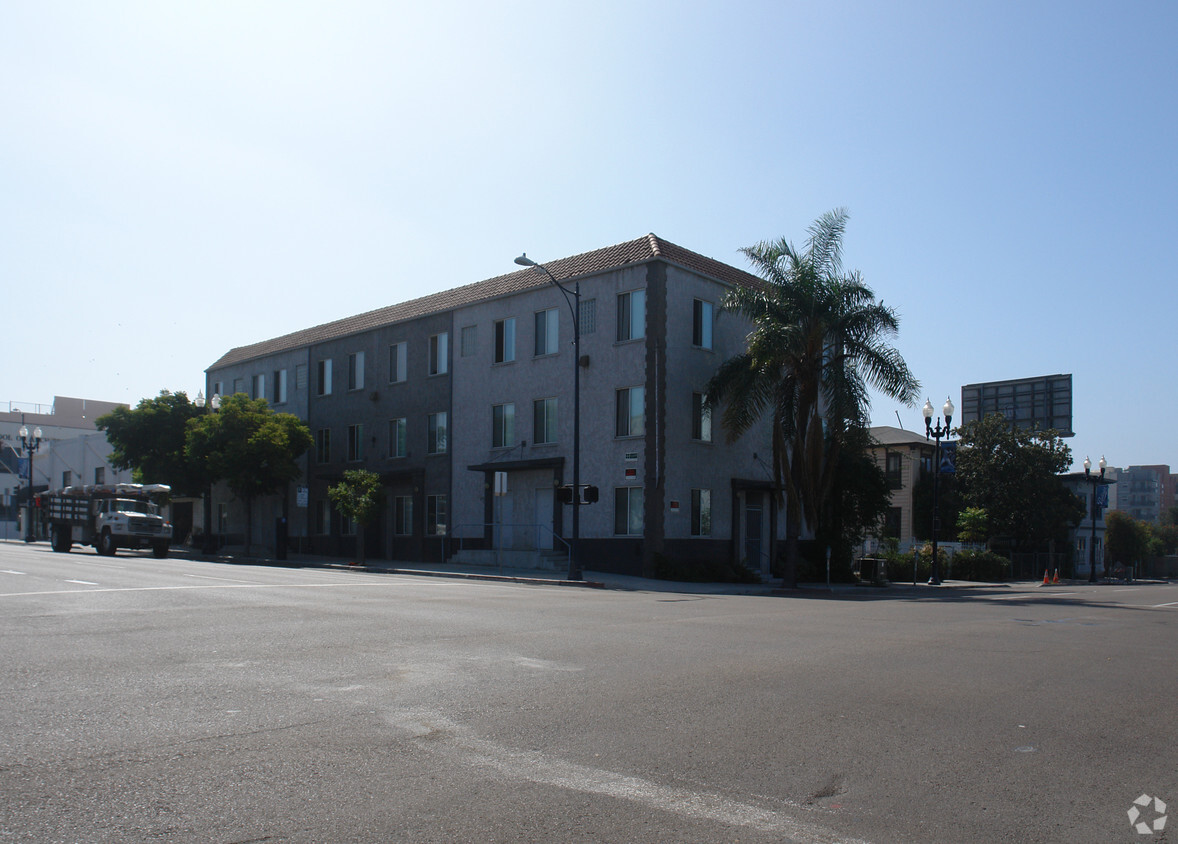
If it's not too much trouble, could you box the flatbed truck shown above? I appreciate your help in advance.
[41,483,173,558]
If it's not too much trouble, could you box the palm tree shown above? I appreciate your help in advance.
[706,209,919,587]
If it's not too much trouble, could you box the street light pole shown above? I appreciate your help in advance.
[515,253,582,581]
[1084,455,1107,583]
[17,420,43,543]
[194,391,221,555]
[922,397,954,586]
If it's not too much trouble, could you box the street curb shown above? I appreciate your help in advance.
[325,563,607,589]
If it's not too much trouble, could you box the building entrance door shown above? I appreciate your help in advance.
[743,496,769,578]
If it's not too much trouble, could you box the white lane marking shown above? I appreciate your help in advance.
[65,579,99,585]
[0,579,499,599]
[182,573,264,584]
[993,591,1090,600]
[1152,602,1178,609]
[393,712,866,843]
[1,570,26,575]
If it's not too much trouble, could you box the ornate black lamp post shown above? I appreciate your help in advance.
[922,397,954,586]
[194,391,221,554]
[514,253,582,581]
[1084,455,1107,583]
[18,421,43,542]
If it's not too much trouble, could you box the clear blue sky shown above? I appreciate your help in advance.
[4,1,1175,471]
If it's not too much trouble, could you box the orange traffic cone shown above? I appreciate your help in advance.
[1052,569,1060,584]
[1042,569,1050,585]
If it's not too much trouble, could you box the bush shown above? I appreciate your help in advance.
[653,553,761,584]
[884,543,947,583]
[948,549,1010,582]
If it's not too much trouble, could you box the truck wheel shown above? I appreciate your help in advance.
[97,529,117,556]
[51,526,72,553]
[152,541,170,559]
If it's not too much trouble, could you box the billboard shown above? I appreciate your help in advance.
[960,373,1074,437]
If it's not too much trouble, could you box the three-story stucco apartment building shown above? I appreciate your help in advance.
[205,235,784,577]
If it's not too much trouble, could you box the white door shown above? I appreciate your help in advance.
[534,487,554,550]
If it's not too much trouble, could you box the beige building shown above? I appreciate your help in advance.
[864,426,937,551]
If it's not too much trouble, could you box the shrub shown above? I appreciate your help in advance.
[884,543,948,583]
[653,552,761,584]
[948,549,1010,582]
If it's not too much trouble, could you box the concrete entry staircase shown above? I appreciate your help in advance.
[447,548,568,572]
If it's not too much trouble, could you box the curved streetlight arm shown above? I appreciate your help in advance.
[516,253,577,324]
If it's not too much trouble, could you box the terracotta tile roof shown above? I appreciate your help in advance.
[208,234,762,370]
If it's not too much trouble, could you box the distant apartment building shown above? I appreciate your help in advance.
[205,235,785,577]
[1110,465,1173,523]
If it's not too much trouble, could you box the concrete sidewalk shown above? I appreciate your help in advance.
[167,543,1020,595]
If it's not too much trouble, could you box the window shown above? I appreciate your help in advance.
[212,380,224,397]
[616,386,645,437]
[252,373,266,400]
[62,471,72,487]
[886,453,903,489]
[233,377,244,395]
[427,494,447,536]
[534,309,558,356]
[427,412,447,454]
[273,369,288,404]
[617,289,645,341]
[94,467,105,484]
[693,299,713,349]
[316,428,331,464]
[884,507,902,538]
[294,365,307,392]
[492,403,515,448]
[394,496,413,535]
[494,318,516,363]
[691,489,712,537]
[348,352,364,391]
[533,397,557,445]
[461,325,477,357]
[691,392,712,442]
[579,298,597,335]
[389,418,407,458]
[389,342,407,383]
[429,333,448,375]
[614,487,644,535]
[347,424,364,462]
[317,359,332,396]
[314,500,330,535]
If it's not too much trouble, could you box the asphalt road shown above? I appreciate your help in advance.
[0,540,1175,843]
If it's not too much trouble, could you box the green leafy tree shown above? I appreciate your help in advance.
[1148,522,1178,556]
[911,468,962,542]
[954,414,1084,552]
[818,425,893,574]
[1105,510,1151,574]
[328,469,385,565]
[186,393,313,552]
[705,209,920,587]
[96,391,207,496]
[956,507,989,545]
